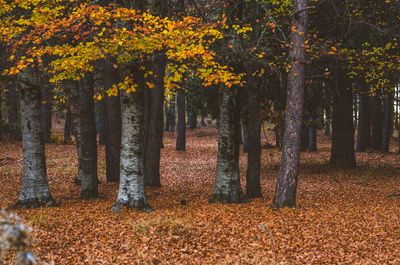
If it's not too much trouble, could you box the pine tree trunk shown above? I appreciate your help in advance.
[144,56,166,187]
[245,74,261,198]
[112,75,152,212]
[329,62,355,167]
[40,85,51,143]
[210,86,246,204]
[13,67,56,208]
[78,74,98,199]
[103,60,121,182]
[381,93,393,153]
[356,82,371,152]
[272,0,308,208]
[176,88,186,151]
[63,108,72,143]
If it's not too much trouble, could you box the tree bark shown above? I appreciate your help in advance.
[308,126,317,152]
[65,80,84,184]
[245,75,262,198]
[210,86,247,204]
[144,56,166,187]
[13,67,56,208]
[78,74,98,199]
[324,102,331,136]
[329,62,355,167]
[103,60,121,182]
[371,95,383,150]
[0,94,2,141]
[40,84,51,143]
[176,88,186,151]
[272,0,308,208]
[8,84,21,141]
[112,71,152,212]
[97,99,106,145]
[356,81,371,152]
[242,123,248,153]
[63,108,72,144]
[381,92,393,153]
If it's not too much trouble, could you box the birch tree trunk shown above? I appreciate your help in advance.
[112,72,152,212]
[13,67,56,208]
[210,86,246,204]
[272,0,308,208]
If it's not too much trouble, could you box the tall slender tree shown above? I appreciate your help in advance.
[78,74,98,199]
[272,0,308,208]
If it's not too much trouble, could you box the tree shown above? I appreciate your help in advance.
[12,67,56,208]
[112,67,152,212]
[103,60,121,183]
[210,85,247,203]
[176,88,186,151]
[330,61,355,167]
[272,0,308,208]
[78,74,98,199]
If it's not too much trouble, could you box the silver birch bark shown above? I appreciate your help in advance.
[112,80,152,212]
[13,67,56,208]
[210,86,246,203]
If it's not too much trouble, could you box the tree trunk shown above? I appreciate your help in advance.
[210,86,247,204]
[40,85,51,143]
[329,62,355,167]
[301,124,309,151]
[242,123,248,153]
[63,108,72,144]
[97,99,106,145]
[371,95,383,150]
[176,88,186,151]
[245,70,262,198]
[324,103,331,136]
[308,126,317,151]
[381,92,393,153]
[0,94,2,141]
[65,80,84,184]
[78,74,98,199]
[112,74,152,212]
[103,60,121,182]
[144,56,166,187]
[8,84,21,141]
[165,102,171,131]
[13,67,56,208]
[356,82,371,152]
[272,0,308,208]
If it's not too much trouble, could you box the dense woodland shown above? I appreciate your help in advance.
[0,0,400,263]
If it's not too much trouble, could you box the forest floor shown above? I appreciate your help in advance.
[1,128,400,264]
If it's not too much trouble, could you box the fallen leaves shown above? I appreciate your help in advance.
[0,128,400,264]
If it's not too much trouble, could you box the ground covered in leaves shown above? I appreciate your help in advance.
[1,128,400,264]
